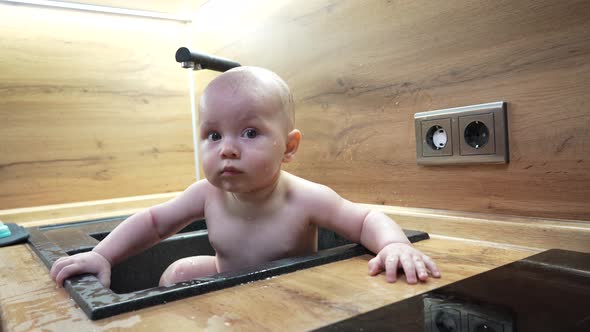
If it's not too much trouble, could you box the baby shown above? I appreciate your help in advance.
[51,66,440,288]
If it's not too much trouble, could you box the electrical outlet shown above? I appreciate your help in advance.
[414,102,508,165]
[424,296,514,332]
[421,118,453,157]
[459,113,495,155]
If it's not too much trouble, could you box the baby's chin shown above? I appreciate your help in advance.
[215,179,279,195]
[209,177,252,193]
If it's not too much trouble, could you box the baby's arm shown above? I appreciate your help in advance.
[308,184,440,284]
[50,180,210,287]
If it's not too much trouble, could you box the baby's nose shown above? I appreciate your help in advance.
[219,141,240,159]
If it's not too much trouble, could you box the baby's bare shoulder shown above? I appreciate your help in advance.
[183,179,220,200]
[283,172,339,203]
[282,172,349,225]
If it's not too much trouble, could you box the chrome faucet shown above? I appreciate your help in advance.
[175,47,241,72]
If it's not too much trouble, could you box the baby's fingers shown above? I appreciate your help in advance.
[55,263,84,287]
[400,253,418,284]
[423,254,441,278]
[368,256,384,276]
[50,257,72,281]
[385,255,400,283]
[414,256,428,281]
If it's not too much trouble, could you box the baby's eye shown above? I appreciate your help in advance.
[207,132,222,141]
[242,129,257,139]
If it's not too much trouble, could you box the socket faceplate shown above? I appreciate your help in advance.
[414,101,508,165]
[424,296,514,332]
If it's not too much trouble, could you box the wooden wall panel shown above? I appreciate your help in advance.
[0,4,195,209]
[190,0,590,220]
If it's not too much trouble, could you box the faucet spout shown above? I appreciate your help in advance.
[175,47,241,72]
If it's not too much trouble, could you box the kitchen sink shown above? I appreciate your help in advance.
[27,216,429,320]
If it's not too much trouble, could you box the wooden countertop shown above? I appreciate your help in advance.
[0,234,539,331]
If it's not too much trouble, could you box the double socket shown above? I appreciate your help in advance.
[424,296,514,332]
[414,101,509,165]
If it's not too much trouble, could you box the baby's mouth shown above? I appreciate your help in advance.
[220,166,243,176]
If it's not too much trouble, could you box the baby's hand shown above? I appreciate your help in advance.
[368,243,441,284]
[50,251,112,288]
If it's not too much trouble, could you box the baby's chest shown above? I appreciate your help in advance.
[204,209,316,259]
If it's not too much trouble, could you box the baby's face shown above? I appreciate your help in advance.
[199,75,289,193]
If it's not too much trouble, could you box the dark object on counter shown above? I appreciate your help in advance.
[27,216,430,320]
[0,223,30,247]
[315,249,590,332]
[175,47,241,72]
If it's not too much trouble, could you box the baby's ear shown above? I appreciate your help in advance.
[282,129,301,163]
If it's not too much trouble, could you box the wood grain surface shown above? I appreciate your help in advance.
[0,4,195,209]
[0,236,538,331]
[2,0,589,221]
[191,0,590,220]
[365,204,590,253]
[1,2,585,329]
[0,192,179,226]
[2,196,587,252]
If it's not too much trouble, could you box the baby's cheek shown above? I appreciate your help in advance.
[200,153,217,178]
[253,153,281,174]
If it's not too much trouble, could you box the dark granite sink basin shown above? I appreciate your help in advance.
[27,216,429,320]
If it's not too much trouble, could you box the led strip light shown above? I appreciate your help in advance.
[0,0,192,22]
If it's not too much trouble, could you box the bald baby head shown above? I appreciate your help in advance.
[199,66,295,131]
